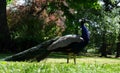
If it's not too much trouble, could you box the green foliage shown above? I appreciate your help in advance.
[90,7,120,54]
[7,0,12,4]
[10,16,59,51]
[67,0,100,9]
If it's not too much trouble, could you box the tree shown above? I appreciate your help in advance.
[4,0,101,60]
[116,29,120,57]
[0,0,11,52]
[98,0,120,57]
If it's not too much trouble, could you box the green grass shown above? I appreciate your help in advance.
[0,57,120,73]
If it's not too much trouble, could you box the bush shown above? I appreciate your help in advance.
[7,1,65,52]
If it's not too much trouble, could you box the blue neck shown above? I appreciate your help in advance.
[81,24,90,41]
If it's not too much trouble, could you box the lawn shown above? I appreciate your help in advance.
[0,54,120,73]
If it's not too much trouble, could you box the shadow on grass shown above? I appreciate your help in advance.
[47,52,90,59]
[0,53,13,60]
[48,52,68,59]
[48,52,120,60]
[0,52,119,61]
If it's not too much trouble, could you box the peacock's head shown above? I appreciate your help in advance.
[79,18,88,25]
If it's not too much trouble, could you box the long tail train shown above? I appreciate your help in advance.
[3,37,59,61]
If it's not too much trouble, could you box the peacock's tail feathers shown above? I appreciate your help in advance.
[4,37,59,61]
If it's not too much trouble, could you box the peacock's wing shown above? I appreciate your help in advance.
[47,35,84,50]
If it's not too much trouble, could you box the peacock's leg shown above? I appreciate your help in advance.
[67,53,73,63]
[73,54,76,64]
[67,53,70,63]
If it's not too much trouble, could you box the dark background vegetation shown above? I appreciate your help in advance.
[0,0,120,57]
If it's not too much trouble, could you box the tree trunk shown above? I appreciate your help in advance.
[0,0,11,51]
[116,32,120,58]
[100,43,107,57]
[100,30,107,57]
[116,42,120,58]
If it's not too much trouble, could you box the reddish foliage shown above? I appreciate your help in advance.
[7,0,71,36]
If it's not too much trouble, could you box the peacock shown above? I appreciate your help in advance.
[4,18,90,64]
